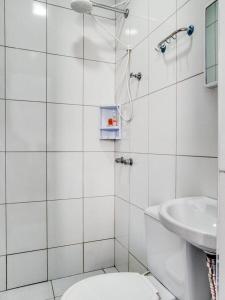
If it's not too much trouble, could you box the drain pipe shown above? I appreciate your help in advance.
[206,254,217,300]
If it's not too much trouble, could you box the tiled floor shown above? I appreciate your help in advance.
[0,268,118,300]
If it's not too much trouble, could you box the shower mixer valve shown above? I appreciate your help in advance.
[130,72,142,81]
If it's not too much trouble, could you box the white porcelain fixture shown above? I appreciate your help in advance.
[159,197,217,253]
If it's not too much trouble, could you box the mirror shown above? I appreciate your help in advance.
[205,0,218,88]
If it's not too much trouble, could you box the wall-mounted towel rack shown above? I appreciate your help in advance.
[156,25,194,53]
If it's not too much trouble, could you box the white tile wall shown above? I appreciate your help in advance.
[48,198,83,248]
[0,256,6,292]
[84,196,114,242]
[115,197,129,248]
[1,0,116,291]
[0,101,5,151]
[177,74,218,157]
[6,48,46,102]
[0,47,4,98]
[0,205,6,256]
[115,240,128,272]
[7,202,46,254]
[84,152,114,197]
[84,16,115,63]
[149,85,176,154]
[176,156,218,199]
[129,205,147,266]
[0,0,4,46]
[5,0,46,51]
[6,153,46,203]
[0,153,5,205]
[47,55,83,104]
[84,60,115,106]
[84,239,114,272]
[47,152,83,200]
[115,0,218,273]
[6,101,46,151]
[47,4,83,57]
[130,154,148,209]
[47,103,83,151]
[130,96,148,153]
[48,244,83,280]
[7,250,47,289]
[149,154,176,205]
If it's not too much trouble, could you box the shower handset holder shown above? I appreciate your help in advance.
[156,25,195,53]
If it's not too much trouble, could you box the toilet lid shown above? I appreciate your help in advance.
[62,273,160,300]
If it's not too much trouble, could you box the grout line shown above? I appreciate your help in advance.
[50,281,55,299]
[82,13,85,275]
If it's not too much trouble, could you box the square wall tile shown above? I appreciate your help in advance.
[84,15,115,63]
[84,60,115,106]
[47,103,83,151]
[130,39,149,100]
[0,256,6,292]
[7,250,47,289]
[47,55,83,105]
[115,197,129,248]
[92,0,116,19]
[6,101,46,151]
[115,240,128,272]
[149,0,176,33]
[84,152,114,197]
[177,0,206,80]
[0,153,5,205]
[6,48,46,102]
[130,154,148,209]
[7,202,46,254]
[115,154,130,201]
[177,74,218,157]
[5,0,46,51]
[129,205,147,266]
[0,0,4,46]
[176,156,218,199]
[84,106,114,152]
[47,152,82,200]
[149,15,176,93]
[48,198,83,248]
[149,154,176,206]
[6,152,46,204]
[0,282,54,300]
[47,4,83,57]
[130,97,148,153]
[0,47,5,99]
[84,239,114,272]
[0,100,5,151]
[0,205,6,255]
[48,244,83,280]
[149,85,176,155]
[84,196,114,242]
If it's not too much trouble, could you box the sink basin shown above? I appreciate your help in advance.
[159,197,217,253]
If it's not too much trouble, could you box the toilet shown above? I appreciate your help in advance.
[62,205,209,300]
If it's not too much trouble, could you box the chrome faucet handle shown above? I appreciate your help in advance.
[123,158,133,166]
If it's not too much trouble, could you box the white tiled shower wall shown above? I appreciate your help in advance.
[115,0,218,272]
[0,0,116,291]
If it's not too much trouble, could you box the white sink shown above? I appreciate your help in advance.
[159,197,217,253]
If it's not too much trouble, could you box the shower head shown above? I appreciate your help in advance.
[71,0,93,14]
[71,0,129,18]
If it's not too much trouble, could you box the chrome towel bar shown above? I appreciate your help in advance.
[156,25,194,53]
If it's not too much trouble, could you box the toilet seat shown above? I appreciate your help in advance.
[62,273,160,300]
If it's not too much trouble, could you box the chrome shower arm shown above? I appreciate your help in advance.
[92,1,129,18]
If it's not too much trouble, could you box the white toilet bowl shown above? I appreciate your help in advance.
[61,272,175,300]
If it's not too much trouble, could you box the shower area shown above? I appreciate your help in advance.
[0,0,219,299]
